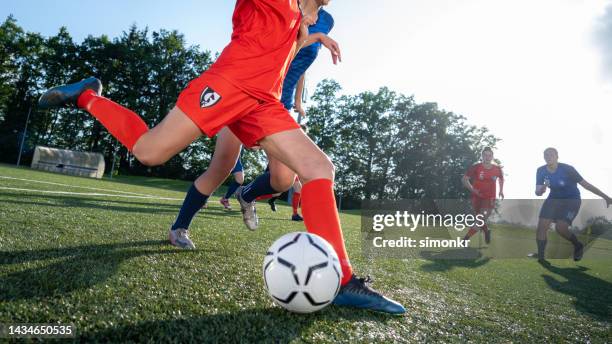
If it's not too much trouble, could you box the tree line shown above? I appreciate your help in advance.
[0,16,499,206]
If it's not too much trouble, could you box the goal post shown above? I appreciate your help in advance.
[31,146,105,179]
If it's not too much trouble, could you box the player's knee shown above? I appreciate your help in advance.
[301,155,334,181]
[133,145,164,167]
[271,173,295,192]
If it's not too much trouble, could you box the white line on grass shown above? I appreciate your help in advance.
[0,175,170,197]
[0,186,183,201]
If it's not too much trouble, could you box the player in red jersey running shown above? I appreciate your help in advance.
[38,0,404,315]
[462,147,504,244]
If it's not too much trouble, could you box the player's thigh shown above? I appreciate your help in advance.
[267,156,297,191]
[260,129,334,183]
[133,106,201,166]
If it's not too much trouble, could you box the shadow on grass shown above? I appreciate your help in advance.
[0,192,230,216]
[0,240,190,301]
[82,305,393,343]
[419,249,491,272]
[539,261,612,321]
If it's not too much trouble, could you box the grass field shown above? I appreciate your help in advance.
[0,163,610,343]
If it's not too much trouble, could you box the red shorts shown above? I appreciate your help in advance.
[471,197,495,213]
[176,72,300,147]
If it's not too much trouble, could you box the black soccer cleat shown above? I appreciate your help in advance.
[333,275,406,315]
[291,214,303,222]
[573,242,584,261]
[268,198,277,212]
[38,77,103,109]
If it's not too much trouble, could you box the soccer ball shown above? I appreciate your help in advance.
[263,232,342,313]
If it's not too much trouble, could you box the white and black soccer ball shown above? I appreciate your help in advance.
[263,232,342,313]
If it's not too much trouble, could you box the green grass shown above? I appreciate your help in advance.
[0,163,610,343]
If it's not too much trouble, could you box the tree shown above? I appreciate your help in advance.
[306,81,500,206]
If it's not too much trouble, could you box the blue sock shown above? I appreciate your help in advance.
[224,180,242,199]
[171,184,209,230]
[241,172,278,202]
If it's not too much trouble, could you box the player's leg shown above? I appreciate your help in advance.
[535,198,559,261]
[555,221,584,261]
[463,197,482,241]
[39,77,201,166]
[221,157,245,210]
[131,106,203,166]
[236,156,296,230]
[267,195,279,212]
[240,157,296,202]
[291,178,303,221]
[479,205,494,244]
[536,218,553,261]
[170,127,242,248]
[553,199,583,261]
[260,128,405,314]
[221,171,243,210]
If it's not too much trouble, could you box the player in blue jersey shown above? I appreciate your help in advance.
[534,147,611,262]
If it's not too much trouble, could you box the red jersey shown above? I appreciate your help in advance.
[465,163,503,199]
[207,0,302,103]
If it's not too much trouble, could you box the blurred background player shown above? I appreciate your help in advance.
[534,147,611,262]
[219,148,245,210]
[462,147,504,244]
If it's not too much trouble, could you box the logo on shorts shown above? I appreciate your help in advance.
[200,86,221,108]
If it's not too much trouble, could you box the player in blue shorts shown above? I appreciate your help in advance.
[219,148,245,210]
[534,147,611,262]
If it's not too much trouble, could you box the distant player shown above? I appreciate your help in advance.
[38,0,405,314]
[534,147,611,262]
[462,147,504,244]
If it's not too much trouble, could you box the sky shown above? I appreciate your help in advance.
[2,0,612,200]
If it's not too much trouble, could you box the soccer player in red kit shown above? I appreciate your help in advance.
[38,0,405,314]
[462,147,504,244]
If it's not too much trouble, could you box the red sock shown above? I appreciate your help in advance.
[292,192,301,215]
[256,194,274,201]
[301,179,352,285]
[464,227,478,239]
[77,90,148,151]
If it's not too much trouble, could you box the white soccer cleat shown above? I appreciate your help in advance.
[236,186,258,230]
[168,228,196,249]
